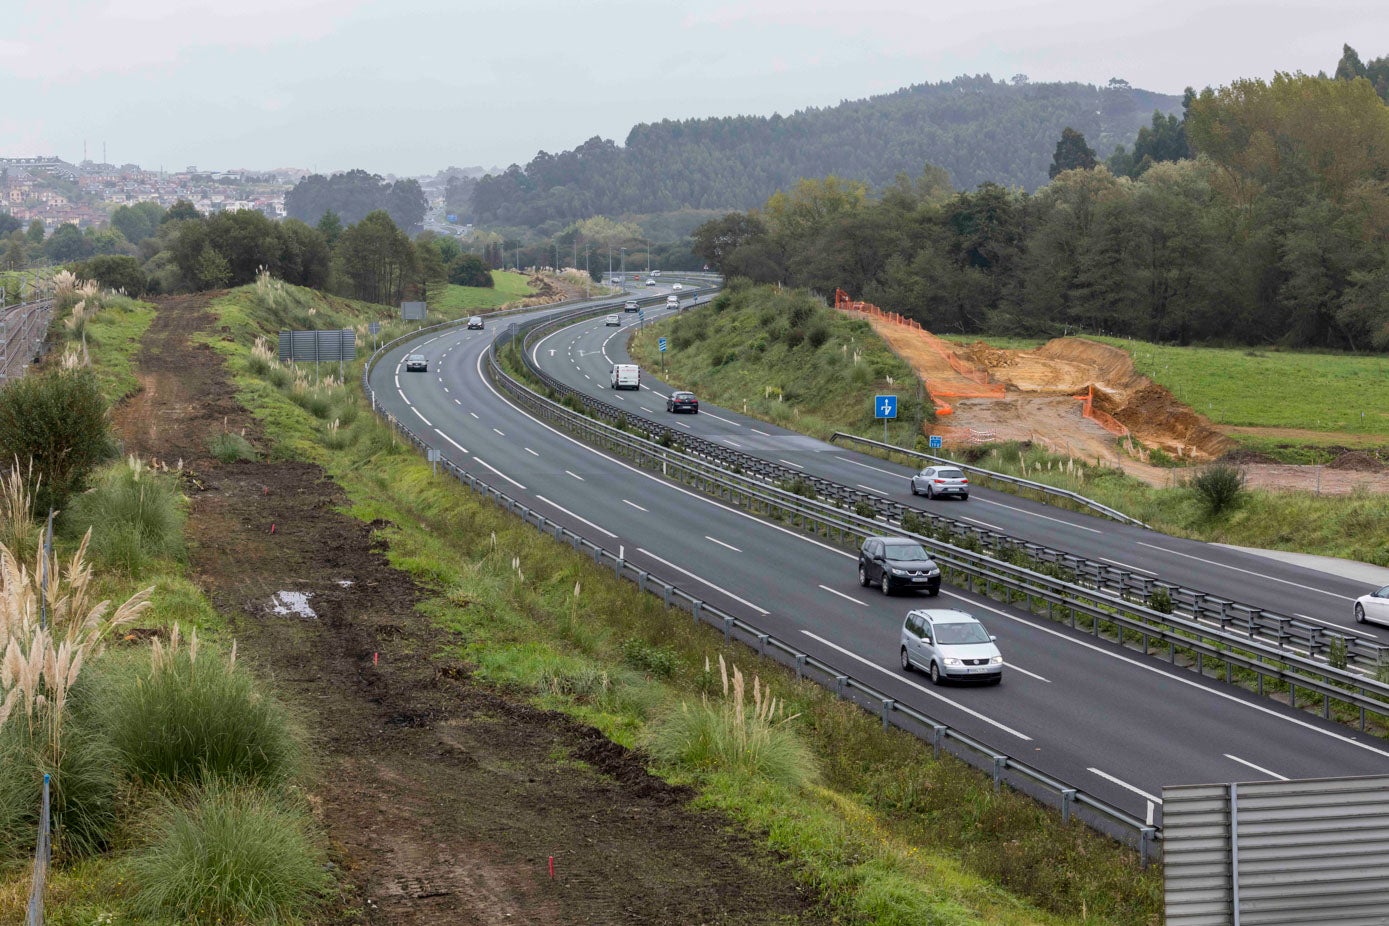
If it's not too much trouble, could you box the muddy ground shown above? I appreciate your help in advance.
[112,294,831,925]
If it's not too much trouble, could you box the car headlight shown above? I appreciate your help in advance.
[928,568,940,576]
[891,568,907,576]
[943,657,962,666]
[991,656,1004,665]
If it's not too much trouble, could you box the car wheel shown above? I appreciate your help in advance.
[900,647,913,673]
[1356,603,1366,624]
[926,586,940,598]
[929,662,942,685]
[960,494,968,501]
[910,481,919,496]
[692,408,698,414]
[858,564,870,587]
[881,573,892,596]
[926,485,935,500]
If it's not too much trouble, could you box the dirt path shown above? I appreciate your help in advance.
[113,296,831,925]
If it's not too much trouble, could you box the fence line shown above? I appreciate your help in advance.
[0,299,54,382]
[25,773,51,926]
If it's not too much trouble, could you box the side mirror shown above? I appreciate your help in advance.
[989,635,997,642]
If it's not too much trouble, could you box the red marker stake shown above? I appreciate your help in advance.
[548,856,555,879]
[373,652,378,666]
[270,523,276,534]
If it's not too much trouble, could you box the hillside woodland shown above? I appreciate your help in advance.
[693,58,1389,353]
[465,75,1182,230]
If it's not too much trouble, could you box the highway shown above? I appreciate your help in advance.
[539,298,1377,642]
[368,283,1389,829]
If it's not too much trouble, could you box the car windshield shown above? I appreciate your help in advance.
[883,542,929,561]
[938,469,965,479]
[933,621,990,645]
[408,355,424,362]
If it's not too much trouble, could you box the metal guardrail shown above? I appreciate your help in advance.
[511,306,1389,681]
[361,320,1161,861]
[829,432,1150,529]
[0,299,54,382]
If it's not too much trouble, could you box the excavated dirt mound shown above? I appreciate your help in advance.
[110,294,833,925]
[1329,450,1387,472]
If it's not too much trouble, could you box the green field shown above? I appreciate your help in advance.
[433,270,536,312]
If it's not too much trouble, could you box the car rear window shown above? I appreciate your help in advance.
[938,469,965,479]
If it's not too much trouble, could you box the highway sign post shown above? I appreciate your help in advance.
[875,394,897,443]
[929,435,943,450]
[658,336,667,370]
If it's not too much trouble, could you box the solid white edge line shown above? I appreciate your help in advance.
[818,584,869,607]
[777,459,803,469]
[838,456,901,477]
[410,407,431,426]
[473,456,525,490]
[1298,612,1379,638]
[802,630,1031,740]
[751,428,771,436]
[623,499,648,512]
[945,590,1389,760]
[705,535,742,553]
[1102,557,1157,576]
[724,439,742,448]
[700,410,741,426]
[1223,753,1289,781]
[961,516,1008,532]
[1088,767,1163,805]
[534,495,617,538]
[1137,541,1356,601]
[977,497,1103,533]
[636,548,769,615]
[432,428,467,453]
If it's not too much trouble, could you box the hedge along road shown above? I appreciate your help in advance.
[546,306,1377,642]
[370,296,1389,830]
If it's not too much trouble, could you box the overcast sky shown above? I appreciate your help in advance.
[3,0,1383,177]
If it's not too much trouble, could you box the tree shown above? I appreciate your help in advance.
[163,199,201,223]
[692,213,769,272]
[334,210,417,305]
[278,219,331,289]
[315,210,343,249]
[26,220,45,246]
[384,179,428,234]
[193,244,232,290]
[1049,128,1097,178]
[44,224,93,262]
[74,255,147,295]
[110,202,165,245]
[0,213,19,237]
[448,253,492,287]
[2,235,28,271]
[1335,44,1368,82]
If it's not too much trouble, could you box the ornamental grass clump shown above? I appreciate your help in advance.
[646,654,818,789]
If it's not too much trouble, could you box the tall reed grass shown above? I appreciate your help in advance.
[64,457,186,575]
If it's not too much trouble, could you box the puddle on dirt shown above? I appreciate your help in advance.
[336,579,354,587]
[269,590,317,619]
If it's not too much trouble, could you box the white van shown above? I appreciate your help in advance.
[666,295,679,309]
[610,363,640,390]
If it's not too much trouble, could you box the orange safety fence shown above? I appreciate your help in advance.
[833,288,1005,415]
[1074,385,1129,437]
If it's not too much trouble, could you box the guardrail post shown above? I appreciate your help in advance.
[614,556,624,577]
[993,756,1006,792]
[1139,827,1156,869]
[757,633,769,655]
[1061,788,1076,824]
[795,654,806,680]
[881,699,895,730]
[692,600,703,625]
[932,725,945,759]
[638,571,647,592]
[835,676,847,698]
[723,617,734,642]
[663,585,671,608]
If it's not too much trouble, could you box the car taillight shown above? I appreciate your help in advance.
[961,478,969,484]
[934,479,944,484]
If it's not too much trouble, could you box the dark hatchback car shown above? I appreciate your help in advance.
[858,537,941,596]
[666,391,699,413]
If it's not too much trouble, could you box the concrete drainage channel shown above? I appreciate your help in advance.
[362,326,1162,862]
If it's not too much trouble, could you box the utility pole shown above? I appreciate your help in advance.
[620,247,626,280]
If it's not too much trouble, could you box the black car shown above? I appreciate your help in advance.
[404,353,428,372]
[858,536,941,596]
[467,316,484,330]
[666,391,699,413]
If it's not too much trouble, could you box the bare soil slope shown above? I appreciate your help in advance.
[111,295,831,925]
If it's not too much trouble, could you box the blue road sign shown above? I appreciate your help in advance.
[638,309,646,321]
[874,394,898,419]
[658,337,668,353]
[929,435,943,449]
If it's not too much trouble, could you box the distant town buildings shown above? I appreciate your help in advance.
[0,157,301,234]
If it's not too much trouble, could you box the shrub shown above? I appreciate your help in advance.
[1328,636,1348,670]
[128,782,330,924]
[95,630,299,788]
[1191,464,1246,517]
[900,510,925,535]
[621,639,678,678]
[805,322,831,349]
[646,656,816,789]
[0,369,112,513]
[65,458,186,574]
[208,431,257,463]
[853,499,877,518]
[1147,587,1174,614]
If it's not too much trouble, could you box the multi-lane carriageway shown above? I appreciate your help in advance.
[370,281,1389,832]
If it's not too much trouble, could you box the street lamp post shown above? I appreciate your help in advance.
[620,247,626,281]
[645,239,650,274]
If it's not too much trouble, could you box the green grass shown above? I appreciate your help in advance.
[190,280,1162,926]
[1091,336,1389,436]
[64,295,155,403]
[628,280,929,446]
[433,270,537,313]
[63,458,187,575]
